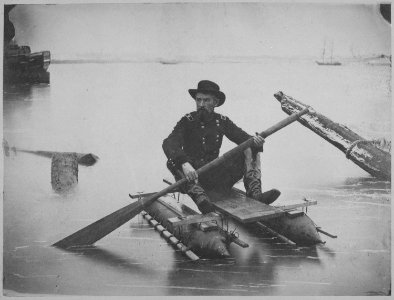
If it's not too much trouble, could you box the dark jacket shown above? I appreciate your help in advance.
[163,111,258,169]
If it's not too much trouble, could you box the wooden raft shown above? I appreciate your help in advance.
[156,180,317,224]
[207,189,285,223]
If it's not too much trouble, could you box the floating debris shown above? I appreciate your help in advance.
[274,91,391,180]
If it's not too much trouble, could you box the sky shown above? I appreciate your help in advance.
[8,2,391,61]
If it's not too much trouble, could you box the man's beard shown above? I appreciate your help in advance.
[197,108,213,123]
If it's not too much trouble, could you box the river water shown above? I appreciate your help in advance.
[3,59,391,296]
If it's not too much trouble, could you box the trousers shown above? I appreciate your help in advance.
[166,150,262,198]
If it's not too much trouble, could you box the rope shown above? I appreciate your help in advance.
[138,193,145,209]
[345,139,391,159]
[346,140,368,158]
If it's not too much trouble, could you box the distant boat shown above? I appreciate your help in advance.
[158,58,179,65]
[316,41,341,66]
[316,60,341,66]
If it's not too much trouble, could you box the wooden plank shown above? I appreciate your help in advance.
[286,211,305,218]
[255,222,297,246]
[199,222,219,232]
[276,200,317,211]
[208,190,285,223]
[129,192,157,199]
[168,212,222,227]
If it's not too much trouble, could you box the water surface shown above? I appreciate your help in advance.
[3,60,391,296]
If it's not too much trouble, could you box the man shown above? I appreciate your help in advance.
[163,80,280,214]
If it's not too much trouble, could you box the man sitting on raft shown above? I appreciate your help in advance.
[163,80,280,214]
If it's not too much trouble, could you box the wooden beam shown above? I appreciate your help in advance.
[274,91,391,180]
[275,200,317,212]
[167,212,222,227]
[316,227,337,238]
[128,192,157,199]
[255,221,297,246]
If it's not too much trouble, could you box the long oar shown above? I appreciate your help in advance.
[53,107,310,249]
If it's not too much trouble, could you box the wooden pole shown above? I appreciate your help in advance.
[255,221,297,246]
[316,227,337,238]
[51,153,78,192]
[53,107,310,249]
[17,149,99,166]
[141,211,199,261]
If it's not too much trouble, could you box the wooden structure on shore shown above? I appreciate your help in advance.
[4,5,51,85]
[274,91,391,180]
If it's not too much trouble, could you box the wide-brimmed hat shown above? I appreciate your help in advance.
[188,80,226,106]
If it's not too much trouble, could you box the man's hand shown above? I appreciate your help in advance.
[253,134,265,149]
[182,162,198,183]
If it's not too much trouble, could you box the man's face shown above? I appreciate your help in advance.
[195,92,217,113]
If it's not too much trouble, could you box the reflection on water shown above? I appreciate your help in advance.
[3,84,33,100]
[3,61,391,296]
[3,83,52,103]
[341,177,391,192]
[62,246,155,275]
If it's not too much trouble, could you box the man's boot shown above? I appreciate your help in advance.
[187,182,215,214]
[167,162,215,214]
[243,151,281,205]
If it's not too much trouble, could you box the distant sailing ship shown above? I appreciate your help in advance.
[316,41,341,66]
